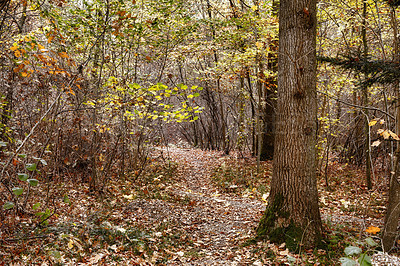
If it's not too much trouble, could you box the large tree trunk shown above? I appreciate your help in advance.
[382,6,400,253]
[383,153,400,252]
[257,0,322,250]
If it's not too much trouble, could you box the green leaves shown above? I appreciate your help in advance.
[28,179,39,186]
[33,156,47,166]
[358,254,372,266]
[26,163,37,171]
[339,257,357,266]
[63,194,71,205]
[12,187,24,196]
[3,163,41,211]
[18,173,28,181]
[365,237,377,247]
[341,243,373,266]
[49,250,61,259]
[2,201,14,210]
[344,246,362,256]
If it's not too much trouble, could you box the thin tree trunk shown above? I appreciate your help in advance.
[258,0,277,161]
[362,0,372,190]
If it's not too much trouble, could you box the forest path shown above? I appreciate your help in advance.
[127,146,266,265]
[123,146,389,265]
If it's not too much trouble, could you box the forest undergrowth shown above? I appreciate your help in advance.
[0,145,395,265]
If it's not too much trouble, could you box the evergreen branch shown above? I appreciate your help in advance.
[318,55,400,87]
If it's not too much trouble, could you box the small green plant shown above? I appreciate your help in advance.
[339,237,378,266]
[2,160,41,210]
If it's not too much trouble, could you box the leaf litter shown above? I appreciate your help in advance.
[0,146,398,264]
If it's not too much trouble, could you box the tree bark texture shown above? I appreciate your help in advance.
[257,0,322,250]
[382,6,400,252]
[383,153,400,252]
[260,76,276,161]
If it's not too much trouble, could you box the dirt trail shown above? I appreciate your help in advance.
[127,147,266,265]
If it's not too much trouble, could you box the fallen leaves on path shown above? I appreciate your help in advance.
[0,146,396,264]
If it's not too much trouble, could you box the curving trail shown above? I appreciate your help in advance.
[127,147,266,265]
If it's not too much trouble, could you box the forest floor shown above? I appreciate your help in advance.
[0,145,398,265]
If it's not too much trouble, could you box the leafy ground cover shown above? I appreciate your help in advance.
[0,146,396,264]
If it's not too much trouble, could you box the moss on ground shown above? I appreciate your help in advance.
[256,193,305,252]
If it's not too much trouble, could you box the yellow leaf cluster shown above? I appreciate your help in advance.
[377,129,400,140]
[365,226,380,234]
[59,52,69,58]
[10,44,19,51]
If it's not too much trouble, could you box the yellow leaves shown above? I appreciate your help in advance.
[369,119,385,126]
[47,35,54,43]
[117,10,126,17]
[390,131,400,140]
[261,193,268,204]
[255,42,263,49]
[377,129,399,140]
[251,5,258,11]
[58,52,69,58]
[371,140,381,147]
[13,62,33,77]
[14,50,21,58]
[123,194,135,200]
[86,100,96,106]
[365,226,380,234]
[30,3,38,10]
[38,44,45,51]
[10,44,19,51]
[68,239,74,249]
[382,130,391,139]
[66,87,75,96]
